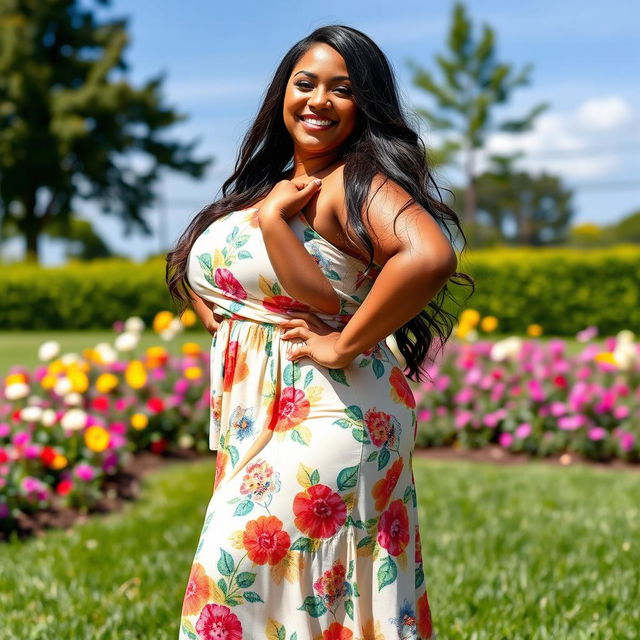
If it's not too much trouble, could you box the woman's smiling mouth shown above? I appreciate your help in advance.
[297,114,337,130]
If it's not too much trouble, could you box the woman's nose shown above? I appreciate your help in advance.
[307,88,330,108]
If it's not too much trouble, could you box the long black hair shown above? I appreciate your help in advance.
[167,24,474,382]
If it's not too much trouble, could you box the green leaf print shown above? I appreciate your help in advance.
[344,598,354,619]
[358,358,370,368]
[181,619,198,639]
[227,226,239,241]
[352,428,370,444]
[372,359,385,379]
[345,405,363,421]
[218,578,227,594]
[272,281,282,295]
[367,451,378,461]
[197,252,212,272]
[377,555,398,590]
[283,363,301,386]
[233,499,254,517]
[226,596,243,606]
[234,234,250,247]
[337,464,359,490]
[303,369,314,388]
[237,249,252,259]
[298,595,328,617]
[217,548,235,576]
[328,368,349,386]
[347,559,354,579]
[377,448,391,470]
[228,445,239,466]
[353,582,360,597]
[357,535,373,549]
[333,418,352,430]
[415,565,425,589]
[290,536,314,552]
[235,571,257,588]
[403,485,413,504]
[310,469,320,485]
[290,633,298,640]
[243,591,264,603]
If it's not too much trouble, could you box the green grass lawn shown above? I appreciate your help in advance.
[1,457,638,639]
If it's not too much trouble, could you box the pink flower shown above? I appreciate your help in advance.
[549,401,567,417]
[614,406,630,420]
[74,463,95,482]
[0,423,10,437]
[454,410,473,429]
[576,326,598,342]
[214,268,248,300]
[588,427,607,441]
[619,432,635,452]
[557,414,588,431]
[515,423,532,439]
[499,432,513,448]
[435,375,450,392]
[418,409,431,421]
[454,388,474,404]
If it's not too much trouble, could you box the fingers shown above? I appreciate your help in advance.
[279,318,308,329]
[280,327,310,341]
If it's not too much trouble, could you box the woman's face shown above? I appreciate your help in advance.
[283,43,358,156]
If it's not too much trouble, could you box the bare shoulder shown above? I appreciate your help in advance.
[335,171,457,272]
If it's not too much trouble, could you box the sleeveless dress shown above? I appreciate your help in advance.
[180,207,435,640]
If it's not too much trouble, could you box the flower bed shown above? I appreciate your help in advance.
[413,311,639,463]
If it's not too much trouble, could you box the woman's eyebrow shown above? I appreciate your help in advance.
[293,70,351,82]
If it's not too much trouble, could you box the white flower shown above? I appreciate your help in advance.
[94,342,118,364]
[38,340,61,362]
[465,329,478,343]
[5,382,30,400]
[178,434,194,449]
[124,316,146,333]
[490,336,523,362]
[616,329,635,344]
[41,409,57,427]
[613,342,637,371]
[20,406,43,422]
[63,392,84,406]
[114,331,140,352]
[61,408,87,431]
[60,353,81,366]
[54,377,73,396]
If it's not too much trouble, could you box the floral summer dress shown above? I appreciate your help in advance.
[181,207,434,640]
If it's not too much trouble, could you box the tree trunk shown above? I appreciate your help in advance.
[464,142,477,245]
[23,191,40,264]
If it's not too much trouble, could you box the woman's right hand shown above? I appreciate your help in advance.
[258,178,323,223]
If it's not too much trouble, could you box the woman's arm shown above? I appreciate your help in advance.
[333,176,458,360]
[258,212,341,314]
[187,287,220,336]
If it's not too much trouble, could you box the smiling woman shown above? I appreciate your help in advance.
[167,23,473,640]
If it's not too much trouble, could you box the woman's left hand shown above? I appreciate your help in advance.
[279,310,355,369]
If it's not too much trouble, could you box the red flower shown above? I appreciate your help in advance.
[364,409,393,448]
[214,268,247,301]
[147,397,165,413]
[196,603,243,640]
[243,515,291,565]
[377,498,410,556]
[371,457,404,512]
[182,562,215,616]
[417,591,433,638]
[0,448,8,464]
[40,446,57,467]
[274,387,310,432]
[150,438,167,454]
[91,396,110,412]
[223,341,249,392]
[263,295,309,314]
[553,375,568,389]
[56,479,73,496]
[415,524,423,564]
[313,621,354,640]
[293,484,347,539]
[389,366,416,408]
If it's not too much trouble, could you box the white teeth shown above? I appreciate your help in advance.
[301,116,334,126]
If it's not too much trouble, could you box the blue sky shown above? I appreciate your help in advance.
[18,0,640,263]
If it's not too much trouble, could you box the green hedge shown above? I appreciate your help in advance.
[454,244,640,335]
[2,245,640,334]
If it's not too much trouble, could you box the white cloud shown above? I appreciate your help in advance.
[576,96,634,131]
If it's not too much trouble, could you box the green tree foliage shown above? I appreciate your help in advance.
[407,2,549,242]
[452,153,574,246]
[0,0,211,263]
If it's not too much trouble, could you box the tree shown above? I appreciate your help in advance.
[407,1,549,243]
[0,0,211,263]
[451,153,574,246]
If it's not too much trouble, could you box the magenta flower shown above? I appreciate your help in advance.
[499,432,513,448]
[214,268,248,300]
[515,423,532,439]
[74,463,95,482]
[588,427,607,441]
[619,432,635,452]
[557,414,588,431]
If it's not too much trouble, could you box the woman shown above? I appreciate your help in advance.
[167,24,471,640]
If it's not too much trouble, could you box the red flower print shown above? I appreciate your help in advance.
[223,341,249,392]
[417,591,433,638]
[195,603,243,640]
[313,562,347,606]
[182,562,215,616]
[263,295,309,314]
[364,409,393,448]
[274,387,310,432]
[377,498,410,556]
[293,483,347,539]
[371,457,404,512]
[214,268,247,301]
[389,366,416,408]
[214,450,229,491]
[313,621,354,640]
[415,524,423,564]
[243,515,291,565]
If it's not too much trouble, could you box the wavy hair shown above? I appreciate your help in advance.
[166,24,474,382]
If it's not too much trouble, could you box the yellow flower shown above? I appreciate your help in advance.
[125,360,147,389]
[184,366,203,380]
[40,374,57,390]
[455,324,471,339]
[5,373,28,386]
[180,309,197,327]
[95,373,119,394]
[48,360,66,375]
[480,315,498,332]
[527,324,543,337]
[131,413,149,430]
[84,425,110,452]
[182,342,201,356]
[153,311,174,333]
[594,352,617,366]
[145,345,169,368]
[459,308,480,327]
[68,369,89,394]
[51,454,68,470]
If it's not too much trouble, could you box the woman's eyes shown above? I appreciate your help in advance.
[294,80,352,95]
